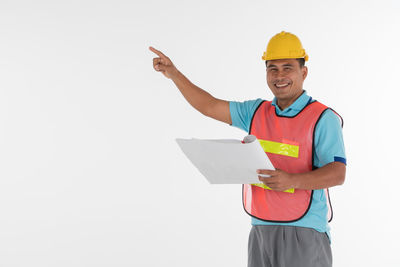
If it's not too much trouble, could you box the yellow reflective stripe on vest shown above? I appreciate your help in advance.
[258,139,299,158]
[252,183,295,193]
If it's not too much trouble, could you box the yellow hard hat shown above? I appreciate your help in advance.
[262,31,309,61]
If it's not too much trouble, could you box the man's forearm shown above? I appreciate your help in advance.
[292,162,346,190]
[171,71,216,117]
[151,47,231,124]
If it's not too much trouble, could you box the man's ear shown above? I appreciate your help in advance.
[302,66,308,80]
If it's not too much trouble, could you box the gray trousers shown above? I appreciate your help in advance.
[248,225,332,267]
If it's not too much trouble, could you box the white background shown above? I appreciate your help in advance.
[1,0,399,266]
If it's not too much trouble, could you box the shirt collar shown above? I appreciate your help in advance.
[271,90,311,114]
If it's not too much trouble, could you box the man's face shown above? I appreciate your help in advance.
[266,59,308,105]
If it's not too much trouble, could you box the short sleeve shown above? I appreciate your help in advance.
[229,99,263,132]
[313,109,346,167]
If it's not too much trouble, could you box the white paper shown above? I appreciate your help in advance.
[176,135,275,184]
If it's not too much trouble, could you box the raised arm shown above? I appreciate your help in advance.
[150,46,232,124]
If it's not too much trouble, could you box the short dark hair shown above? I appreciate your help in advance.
[297,58,305,68]
[265,58,305,68]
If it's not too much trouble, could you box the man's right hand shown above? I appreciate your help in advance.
[149,46,179,79]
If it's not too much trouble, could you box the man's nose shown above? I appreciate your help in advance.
[275,70,286,79]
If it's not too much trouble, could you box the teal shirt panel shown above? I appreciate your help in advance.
[229,91,346,235]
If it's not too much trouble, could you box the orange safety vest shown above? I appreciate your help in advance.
[243,100,339,222]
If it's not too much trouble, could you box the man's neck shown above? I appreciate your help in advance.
[276,91,304,110]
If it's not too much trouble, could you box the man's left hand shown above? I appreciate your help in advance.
[257,169,297,191]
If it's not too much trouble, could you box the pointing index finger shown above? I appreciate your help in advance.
[149,46,167,59]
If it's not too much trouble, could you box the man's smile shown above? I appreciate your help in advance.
[274,82,291,89]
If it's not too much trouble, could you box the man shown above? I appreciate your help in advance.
[150,31,346,267]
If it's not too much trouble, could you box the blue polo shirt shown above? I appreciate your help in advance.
[229,91,346,236]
